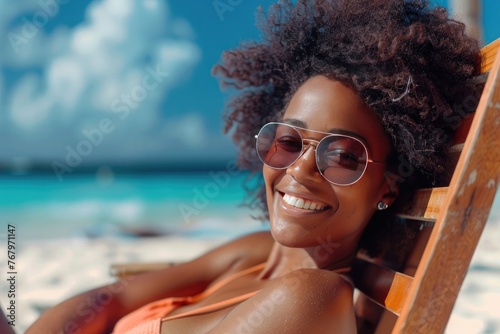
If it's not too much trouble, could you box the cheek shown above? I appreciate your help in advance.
[335,177,383,219]
[332,191,377,236]
[263,166,282,214]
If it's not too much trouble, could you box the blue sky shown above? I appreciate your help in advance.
[1,0,499,171]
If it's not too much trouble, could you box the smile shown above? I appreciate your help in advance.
[282,193,326,211]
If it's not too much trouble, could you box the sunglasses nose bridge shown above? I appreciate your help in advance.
[284,138,324,184]
[302,138,320,150]
[298,138,320,161]
[289,138,324,173]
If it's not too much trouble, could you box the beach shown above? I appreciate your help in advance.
[0,210,498,333]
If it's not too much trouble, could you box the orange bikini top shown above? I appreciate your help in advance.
[113,262,352,333]
[112,263,268,334]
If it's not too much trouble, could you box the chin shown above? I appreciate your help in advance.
[269,219,316,249]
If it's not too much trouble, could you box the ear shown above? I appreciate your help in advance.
[377,171,401,208]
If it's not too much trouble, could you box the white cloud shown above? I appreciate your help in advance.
[9,74,53,129]
[0,0,212,165]
[47,57,86,112]
[164,113,206,148]
[0,73,7,129]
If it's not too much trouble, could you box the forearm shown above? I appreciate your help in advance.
[26,285,121,334]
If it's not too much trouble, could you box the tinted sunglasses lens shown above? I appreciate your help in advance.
[316,136,368,185]
[256,123,302,168]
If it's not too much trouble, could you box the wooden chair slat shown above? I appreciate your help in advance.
[351,259,414,315]
[481,38,500,73]
[385,272,413,314]
[396,187,448,220]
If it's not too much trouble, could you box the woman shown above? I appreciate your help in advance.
[27,0,481,333]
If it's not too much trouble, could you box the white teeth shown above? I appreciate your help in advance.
[283,194,324,211]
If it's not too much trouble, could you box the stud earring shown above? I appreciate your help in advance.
[377,202,389,211]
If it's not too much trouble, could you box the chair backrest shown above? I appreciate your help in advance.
[352,38,500,334]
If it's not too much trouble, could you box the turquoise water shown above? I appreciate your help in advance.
[0,171,263,240]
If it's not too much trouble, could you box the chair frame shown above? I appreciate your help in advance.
[393,37,500,334]
[352,38,500,333]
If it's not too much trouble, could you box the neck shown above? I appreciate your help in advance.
[259,240,358,280]
[316,248,357,271]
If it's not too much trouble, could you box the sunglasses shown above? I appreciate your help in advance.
[255,122,384,186]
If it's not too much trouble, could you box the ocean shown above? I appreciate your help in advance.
[0,171,265,241]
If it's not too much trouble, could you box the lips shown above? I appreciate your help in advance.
[282,193,326,211]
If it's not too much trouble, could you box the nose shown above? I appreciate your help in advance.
[286,144,323,183]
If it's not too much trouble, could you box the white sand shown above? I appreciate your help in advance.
[2,235,231,333]
[2,216,499,333]
[446,215,500,333]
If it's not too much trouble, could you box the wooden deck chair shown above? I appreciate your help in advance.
[110,38,500,333]
[352,38,500,333]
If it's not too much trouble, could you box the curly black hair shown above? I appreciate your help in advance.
[212,0,482,260]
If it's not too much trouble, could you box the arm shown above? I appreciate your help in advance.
[210,268,356,334]
[26,231,273,334]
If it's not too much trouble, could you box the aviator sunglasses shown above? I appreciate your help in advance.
[255,122,384,186]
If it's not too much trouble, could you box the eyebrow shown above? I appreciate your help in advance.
[282,118,370,147]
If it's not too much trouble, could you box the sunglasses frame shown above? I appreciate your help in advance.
[255,122,385,186]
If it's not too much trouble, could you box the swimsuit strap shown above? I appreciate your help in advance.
[161,290,259,322]
[191,262,266,302]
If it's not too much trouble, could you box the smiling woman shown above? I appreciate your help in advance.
[26,0,482,333]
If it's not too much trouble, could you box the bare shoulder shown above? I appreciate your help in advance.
[212,268,356,334]
[277,267,354,294]
[271,268,355,319]
[221,229,274,253]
